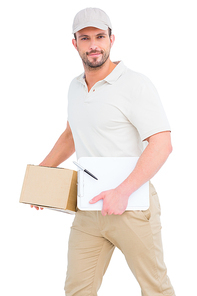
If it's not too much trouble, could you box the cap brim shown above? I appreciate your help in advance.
[72,21,109,34]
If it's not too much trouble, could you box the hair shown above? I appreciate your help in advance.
[74,28,112,41]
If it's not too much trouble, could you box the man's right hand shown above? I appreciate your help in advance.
[30,205,44,210]
[29,122,75,212]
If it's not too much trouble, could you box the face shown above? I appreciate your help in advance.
[72,27,115,70]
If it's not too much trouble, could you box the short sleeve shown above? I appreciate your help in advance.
[125,76,171,141]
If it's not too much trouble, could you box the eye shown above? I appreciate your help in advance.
[97,35,105,39]
[81,37,89,41]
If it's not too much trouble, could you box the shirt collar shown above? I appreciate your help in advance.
[103,61,126,84]
[77,61,126,85]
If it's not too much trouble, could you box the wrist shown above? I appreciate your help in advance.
[39,161,55,167]
[115,182,132,200]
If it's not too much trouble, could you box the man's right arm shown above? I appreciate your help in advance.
[39,121,75,167]
[31,121,75,210]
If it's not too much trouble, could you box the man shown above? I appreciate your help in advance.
[31,7,176,296]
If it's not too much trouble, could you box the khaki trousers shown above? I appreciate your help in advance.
[65,182,175,296]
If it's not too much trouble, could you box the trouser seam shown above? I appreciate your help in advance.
[89,238,107,296]
[148,212,169,295]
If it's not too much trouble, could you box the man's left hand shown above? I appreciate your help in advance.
[89,188,129,216]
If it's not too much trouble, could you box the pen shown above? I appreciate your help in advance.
[73,161,98,180]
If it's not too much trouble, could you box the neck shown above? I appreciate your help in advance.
[84,59,117,91]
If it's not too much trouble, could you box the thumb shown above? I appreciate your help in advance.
[89,192,103,204]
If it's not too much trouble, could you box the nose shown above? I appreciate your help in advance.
[89,38,98,51]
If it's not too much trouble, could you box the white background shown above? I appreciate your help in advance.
[1,0,196,295]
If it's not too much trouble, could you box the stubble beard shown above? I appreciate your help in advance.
[79,49,110,71]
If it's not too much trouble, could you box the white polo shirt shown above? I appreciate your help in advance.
[67,61,170,159]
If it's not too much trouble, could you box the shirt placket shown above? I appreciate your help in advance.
[84,81,106,103]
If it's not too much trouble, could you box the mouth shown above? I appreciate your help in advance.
[87,51,102,57]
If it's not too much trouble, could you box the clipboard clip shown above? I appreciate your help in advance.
[77,170,84,197]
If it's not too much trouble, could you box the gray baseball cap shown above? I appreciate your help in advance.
[72,7,112,34]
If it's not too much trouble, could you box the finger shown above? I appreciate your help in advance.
[89,193,103,204]
[101,209,107,216]
[101,206,109,216]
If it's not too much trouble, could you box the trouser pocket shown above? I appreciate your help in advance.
[141,208,151,221]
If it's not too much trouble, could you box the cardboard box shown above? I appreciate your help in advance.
[20,165,77,214]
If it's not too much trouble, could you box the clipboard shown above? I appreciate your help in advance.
[77,157,149,211]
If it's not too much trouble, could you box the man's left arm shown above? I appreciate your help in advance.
[89,131,172,216]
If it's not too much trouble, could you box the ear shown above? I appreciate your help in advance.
[110,34,115,48]
[72,38,78,51]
